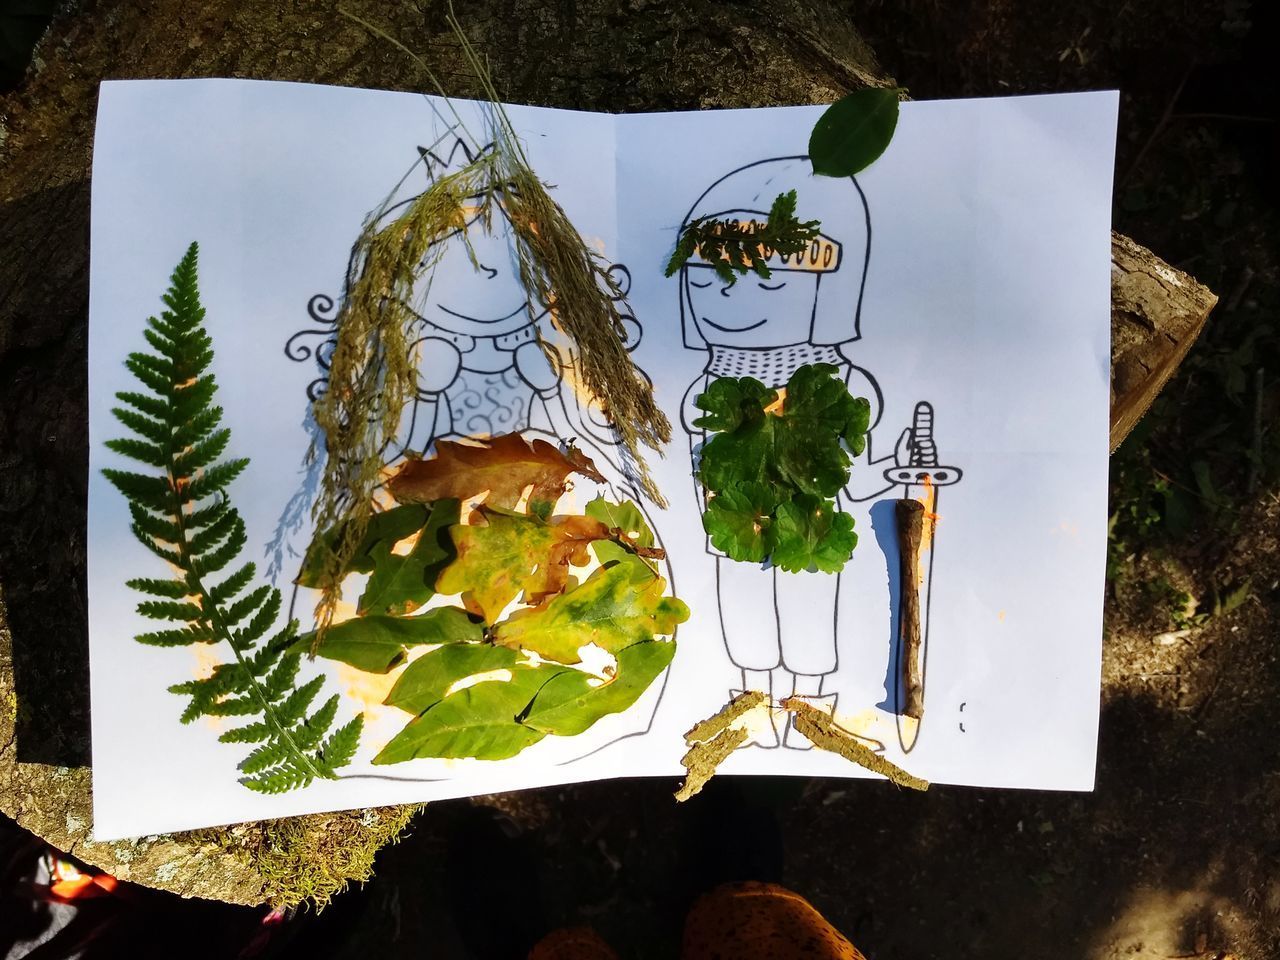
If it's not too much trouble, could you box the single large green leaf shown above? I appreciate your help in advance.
[702,482,781,563]
[358,499,459,616]
[523,640,676,737]
[298,606,482,673]
[771,495,858,573]
[296,503,429,588]
[384,642,520,714]
[808,87,900,178]
[373,666,557,762]
[493,557,689,664]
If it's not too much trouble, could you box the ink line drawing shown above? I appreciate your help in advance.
[281,137,677,767]
[672,155,962,753]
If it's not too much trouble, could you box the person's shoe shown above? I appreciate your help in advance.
[782,692,838,750]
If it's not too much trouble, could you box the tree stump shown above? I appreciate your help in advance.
[0,0,1216,906]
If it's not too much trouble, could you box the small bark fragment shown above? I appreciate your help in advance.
[781,698,929,791]
[684,690,769,743]
[675,727,749,802]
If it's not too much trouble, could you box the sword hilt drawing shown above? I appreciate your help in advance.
[883,401,963,487]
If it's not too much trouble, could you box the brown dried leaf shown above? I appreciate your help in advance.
[781,698,929,791]
[387,434,606,510]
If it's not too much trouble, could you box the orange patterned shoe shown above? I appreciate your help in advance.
[528,926,621,960]
[681,881,867,960]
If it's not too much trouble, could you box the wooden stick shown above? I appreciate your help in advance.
[896,499,925,720]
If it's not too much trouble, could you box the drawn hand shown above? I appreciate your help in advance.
[893,428,914,467]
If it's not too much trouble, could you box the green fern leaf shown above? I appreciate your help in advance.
[222,584,272,628]
[190,516,247,575]
[173,408,224,450]
[277,675,325,726]
[234,589,281,646]
[219,721,273,744]
[240,738,293,775]
[111,408,170,446]
[187,459,250,501]
[187,508,240,556]
[126,577,190,599]
[104,242,361,793]
[208,563,254,605]
[318,716,363,770]
[241,761,313,795]
[137,624,215,647]
[173,429,231,476]
[115,390,169,421]
[204,694,261,717]
[136,599,205,622]
[294,695,340,751]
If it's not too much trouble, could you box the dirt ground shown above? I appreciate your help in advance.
[4,0,1279,957]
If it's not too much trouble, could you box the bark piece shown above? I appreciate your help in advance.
[896,499,925,720]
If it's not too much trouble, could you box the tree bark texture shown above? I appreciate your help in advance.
[0,0,1215,905]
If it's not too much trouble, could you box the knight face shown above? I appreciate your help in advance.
[411,202,532,337]
[686,265,820,348]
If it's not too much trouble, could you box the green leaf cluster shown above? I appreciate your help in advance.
[104,243,362,793]
[664,190,821,287]
[694,363,870,573]
[305,492,687,762]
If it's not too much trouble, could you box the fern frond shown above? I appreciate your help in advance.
[126,576,190,598]
[262,651,302,701]
[173,408,224,451]
[190,515,247,575]
[208,563,254,605]
[234,589,281,646]
[173,428,231,476]
[219,721,273,744]
[187,508,240,556]
[318,716,364,770]
[136,624,216,647]
[241,738,294,775]
[110,408,170,445]
[115,390,170,421]
[293,695,340,751]
[241,760,312,795]
[221,584,272,628]
[278,675,325,726]
[136,599,205,622]
[104,242,361,792]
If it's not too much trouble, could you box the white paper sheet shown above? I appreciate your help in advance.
[88,79,1117,839]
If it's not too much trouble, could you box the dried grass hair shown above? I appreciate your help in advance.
[308,9,670,636]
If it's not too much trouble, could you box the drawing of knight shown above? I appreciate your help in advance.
[674,156,958,751]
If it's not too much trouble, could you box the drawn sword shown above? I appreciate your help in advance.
[883,401,962,754]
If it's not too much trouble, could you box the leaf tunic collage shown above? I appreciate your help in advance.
[87,79,1117,838]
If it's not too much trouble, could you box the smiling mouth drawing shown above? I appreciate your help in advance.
[437,304,528,325]
[701,317,768,332]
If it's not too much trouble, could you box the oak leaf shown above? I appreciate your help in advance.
[493,557,689,664]
[436,508,617,623]
[387,434,606,511]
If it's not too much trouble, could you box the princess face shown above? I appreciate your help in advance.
[686,265,821,349]
[411,202,531,338]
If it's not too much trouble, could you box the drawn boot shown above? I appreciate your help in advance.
[730,689,779,749]
[783,692,838,751]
